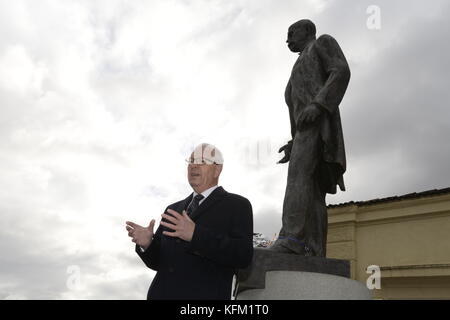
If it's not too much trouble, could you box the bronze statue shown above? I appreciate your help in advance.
[269,19,350,257]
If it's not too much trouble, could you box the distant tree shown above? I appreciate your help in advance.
[252,233,273,248]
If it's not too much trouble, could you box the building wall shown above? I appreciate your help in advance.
[327,193,450,299]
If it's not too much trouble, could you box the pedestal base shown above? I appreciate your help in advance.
[237,271,371,300]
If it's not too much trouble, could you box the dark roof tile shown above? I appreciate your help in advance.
[327,187,450,208]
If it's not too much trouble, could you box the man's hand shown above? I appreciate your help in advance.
[277,141,293,164]
[126,219,155,250]
[298,103,322,125]
[160,209,196,242]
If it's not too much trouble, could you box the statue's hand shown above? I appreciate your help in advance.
[277,141,293,164]
[298,104,322,125]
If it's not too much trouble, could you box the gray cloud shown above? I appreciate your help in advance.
[339,1,450,200]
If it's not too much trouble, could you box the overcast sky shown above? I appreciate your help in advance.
[1,0,449,299]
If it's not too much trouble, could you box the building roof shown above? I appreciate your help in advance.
[327,187,450,209]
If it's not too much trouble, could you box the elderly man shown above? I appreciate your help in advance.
[271,19,350,257]
[126,143,253,300]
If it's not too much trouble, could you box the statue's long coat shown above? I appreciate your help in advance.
[285,34,350,194]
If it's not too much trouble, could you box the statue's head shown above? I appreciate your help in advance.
[286,19,316,53]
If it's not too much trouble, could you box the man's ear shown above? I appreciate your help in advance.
[214,164,223,178]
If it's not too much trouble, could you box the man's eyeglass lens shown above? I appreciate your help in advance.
[186,158,215,165]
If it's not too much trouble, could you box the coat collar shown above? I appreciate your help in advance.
[181,186,227,221]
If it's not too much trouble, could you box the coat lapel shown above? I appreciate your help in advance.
[189,186,227,221]
[177,194,193,213]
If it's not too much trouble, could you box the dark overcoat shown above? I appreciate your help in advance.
[136,186,253,300]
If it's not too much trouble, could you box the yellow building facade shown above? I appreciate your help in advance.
[327,188,450,299]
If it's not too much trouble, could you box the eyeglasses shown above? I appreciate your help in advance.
[185,157,218,165]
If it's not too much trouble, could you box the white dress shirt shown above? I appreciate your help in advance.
[190,185,219,206]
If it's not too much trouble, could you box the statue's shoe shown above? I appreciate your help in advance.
[266,241,297,254]
[266,240,312,256]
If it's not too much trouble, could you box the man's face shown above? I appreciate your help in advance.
[286,25,311,53]
[187,152,222,193]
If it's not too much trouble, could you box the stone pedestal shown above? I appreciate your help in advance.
[236,248,371,300]
[237,270,371,300]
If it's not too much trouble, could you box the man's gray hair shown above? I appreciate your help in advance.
[191,143,224,164]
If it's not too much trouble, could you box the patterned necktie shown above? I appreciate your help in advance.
[187,194,204,216]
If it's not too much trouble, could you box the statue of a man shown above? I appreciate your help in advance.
[270,19,350,257]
